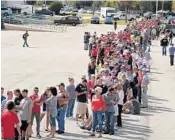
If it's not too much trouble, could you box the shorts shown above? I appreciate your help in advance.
[114,104,119,116]
[50,116,56,127]
[76,102,87,115]
[20,120,28,131]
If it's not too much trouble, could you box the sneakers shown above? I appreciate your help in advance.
[57,130,64,134]
[36,133,41,138]
[114,125,118,130]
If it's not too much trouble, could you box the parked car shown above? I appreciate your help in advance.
[94,10,101,15]
[78,8,87,14]
[1,18,5,29]
[2,16,23,24]
[87,9,93,14]
[104,16,113,24]
[36,9,55,16]
[91,16,100,24]
[143,12,153,17]
[54,16,82,26]
[1,7,13,16]
[113,13,136,21]
[165,24,175,35]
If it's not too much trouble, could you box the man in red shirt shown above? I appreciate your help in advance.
[1,101,21,140]
[29,87,43,138]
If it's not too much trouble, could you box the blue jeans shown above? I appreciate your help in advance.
[92,111,103,132]
[66,99,75,117]
[57,108,66,131]
[162,46,167,56]
[23,39,29,47]
[89,43,92,56]
[105,112,115,133]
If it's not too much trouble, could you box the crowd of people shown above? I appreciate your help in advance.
[1,16,175,140]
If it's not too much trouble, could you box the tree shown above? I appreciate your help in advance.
[25,0,37,5]
[172,0,175,12]
[49,1,63,15]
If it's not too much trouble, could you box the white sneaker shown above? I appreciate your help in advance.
[114,125,118,130]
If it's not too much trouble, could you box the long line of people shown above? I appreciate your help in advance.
[2,17,165,140]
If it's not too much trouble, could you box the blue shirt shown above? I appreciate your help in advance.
[1,96,6,103]
[141,74,149,87]
[169,47,175,56]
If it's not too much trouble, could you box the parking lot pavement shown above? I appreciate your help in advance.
[1,24,175,140]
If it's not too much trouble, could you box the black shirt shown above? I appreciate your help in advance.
[160,38,169,46]
[75,84,87,103]
[14,94,23,105]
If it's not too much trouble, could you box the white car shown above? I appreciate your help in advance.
[1,7,13,16]
[94,10,101,15]
[113,13,136,21]
[78,8,87,14]
[86,10,93,14]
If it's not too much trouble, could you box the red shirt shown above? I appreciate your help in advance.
[91,48,98,57]
[88,80,95,89]
[91,95,105,112]
[138,73,143,86]
[1,111,19,138]
[29,94,43,113]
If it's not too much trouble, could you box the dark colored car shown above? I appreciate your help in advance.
[165,24,175,35]
[91,16,100,24]
[36,9,55,16]
[2,16,23,24]
[54,16,82,26]
[1,19,5,29]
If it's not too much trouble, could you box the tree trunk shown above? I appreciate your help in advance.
[125,6,127,23]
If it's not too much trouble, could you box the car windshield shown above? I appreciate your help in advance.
[92,17,99,19]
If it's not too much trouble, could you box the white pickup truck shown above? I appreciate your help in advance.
[113,13,137,21]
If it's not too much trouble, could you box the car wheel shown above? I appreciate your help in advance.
[23,12,27,15]
[4,13,9,16]
[50,13,53,16]
[63,13,65,16]
[97,21,99,24]
[72,22,76,26]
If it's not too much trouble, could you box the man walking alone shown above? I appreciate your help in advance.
[23,31,29,47]
[169,44,175,66]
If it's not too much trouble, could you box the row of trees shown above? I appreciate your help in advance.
[25,0,175,15]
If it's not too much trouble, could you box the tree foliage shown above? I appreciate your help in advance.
[48,1,63,15]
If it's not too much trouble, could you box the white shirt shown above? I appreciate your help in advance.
[118,90,124,105]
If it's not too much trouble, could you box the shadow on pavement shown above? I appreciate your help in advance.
[117,122,153,140]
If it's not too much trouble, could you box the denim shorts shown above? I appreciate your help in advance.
[50,115,56,127]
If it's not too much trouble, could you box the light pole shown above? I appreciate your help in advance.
[162,0,164,17]
[156,0,159,19]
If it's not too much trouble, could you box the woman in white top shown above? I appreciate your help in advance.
[116,84,124,127]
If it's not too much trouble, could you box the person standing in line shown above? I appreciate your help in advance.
[1,91,13,111]
[13,89,23,140]
[46,87,57,138]
[141,68,150,108]
[1,101,22,140]
[114,21,117,31]
[19,89,33,140]
[113,85,120,130]
[116,84,124,127]
[14,89,23,106]
[84,32,88,50]
[66,78,76,118]
[103,87,116,135]
[23,31,29,47]
[160,36,169,56]
[1,87,6,103]
[75,79,88,125]
[90,87,106,138]
[56,83,70,134]
[169,30,173,44]
[29,87,43,138]
[40,87,50,131]
[169,44,175,66]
